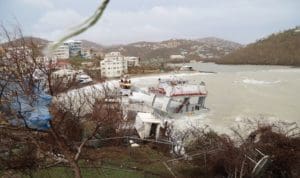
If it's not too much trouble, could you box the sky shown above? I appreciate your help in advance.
[0,0,299,45]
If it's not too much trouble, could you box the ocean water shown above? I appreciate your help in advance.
[131,63,300,135]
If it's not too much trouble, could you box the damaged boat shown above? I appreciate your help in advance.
[123,76,208,140]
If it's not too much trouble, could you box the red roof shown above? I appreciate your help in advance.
[56,60,70,65]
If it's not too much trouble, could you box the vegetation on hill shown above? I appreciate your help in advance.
[81,39,104,52]
[0,36,48,47]
[1,36,242,63]
[218,27,300,66]
[104,38,242,62]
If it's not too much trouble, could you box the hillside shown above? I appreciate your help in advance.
[0,37,105,54]
[1,36,242,62]
[81,39,104,52]
[103,37,242,62]
[218,27,300,66]
[0,36,49,48]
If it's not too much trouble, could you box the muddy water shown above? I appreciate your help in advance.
[131,63,300,135]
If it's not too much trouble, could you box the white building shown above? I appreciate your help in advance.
[64,40,82,57]
[170,54,185,60]
[134,112,162,139]
[124,56,140,67]
[52,69,92,84]
[100,52,128,78]
[82,48,92,59]
[52,44,69,59]
[51,40,83,59]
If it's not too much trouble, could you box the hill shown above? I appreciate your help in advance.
[0,36,49,48]
[218,27,300,66]
[81,39,104,52]
[1,36,241,62]
[103,37,242,62]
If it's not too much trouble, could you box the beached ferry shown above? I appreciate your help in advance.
[148,77,207,113]
[126,76,208,139]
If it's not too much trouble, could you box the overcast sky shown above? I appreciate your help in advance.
[0,0,299,45]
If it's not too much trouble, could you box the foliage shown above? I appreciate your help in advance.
[69,57,87,68]
[180,123,300,178]
[219,27,300,66]
[0,24,124,178]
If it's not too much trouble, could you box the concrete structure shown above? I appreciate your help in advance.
[82,48,92,59]
[52,44,69,59]
[134,112,162,139]
[52,69,92,84]
[64,40,82,57]
[170,55,185,60]
[124,56,140,67]
[100,52,128,78]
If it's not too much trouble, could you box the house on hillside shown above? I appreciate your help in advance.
[65,40,82,57]
[170,54,185,60]
[100,52,128,78]
[124,56,140,67]
[82,48,92,59]
[52,44,69,59]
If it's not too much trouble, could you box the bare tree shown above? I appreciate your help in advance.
[0,24,124,178]
[175,119,300,178]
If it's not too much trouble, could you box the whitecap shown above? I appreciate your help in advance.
[242,79,281,85]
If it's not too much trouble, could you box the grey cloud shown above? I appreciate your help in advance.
[26,0,300,44]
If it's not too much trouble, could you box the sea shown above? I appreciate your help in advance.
[131,62,300,136]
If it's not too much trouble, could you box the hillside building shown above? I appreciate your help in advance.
[170,54,185,60]
[124,56,140,67]
[52,44,69,59]
[82,48,92,59]
[64,40,82,57]
[100,52,128,78]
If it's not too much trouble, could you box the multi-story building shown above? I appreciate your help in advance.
[124,56,140,67]
[52,44,69,59]
[82,48,92,59]
[100,52,128,78]
[65,40,82,57]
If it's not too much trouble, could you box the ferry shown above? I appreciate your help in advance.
[130,76,208,139]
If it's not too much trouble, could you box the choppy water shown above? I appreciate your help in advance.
[131,63,300,135]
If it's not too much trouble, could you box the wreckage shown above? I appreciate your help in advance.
[123,76,208,140]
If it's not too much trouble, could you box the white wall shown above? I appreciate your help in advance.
[100,52,128,78]
[53,45,69,59]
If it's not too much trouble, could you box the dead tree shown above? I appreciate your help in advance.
[0,24,123,178]
[177,119,300,178]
